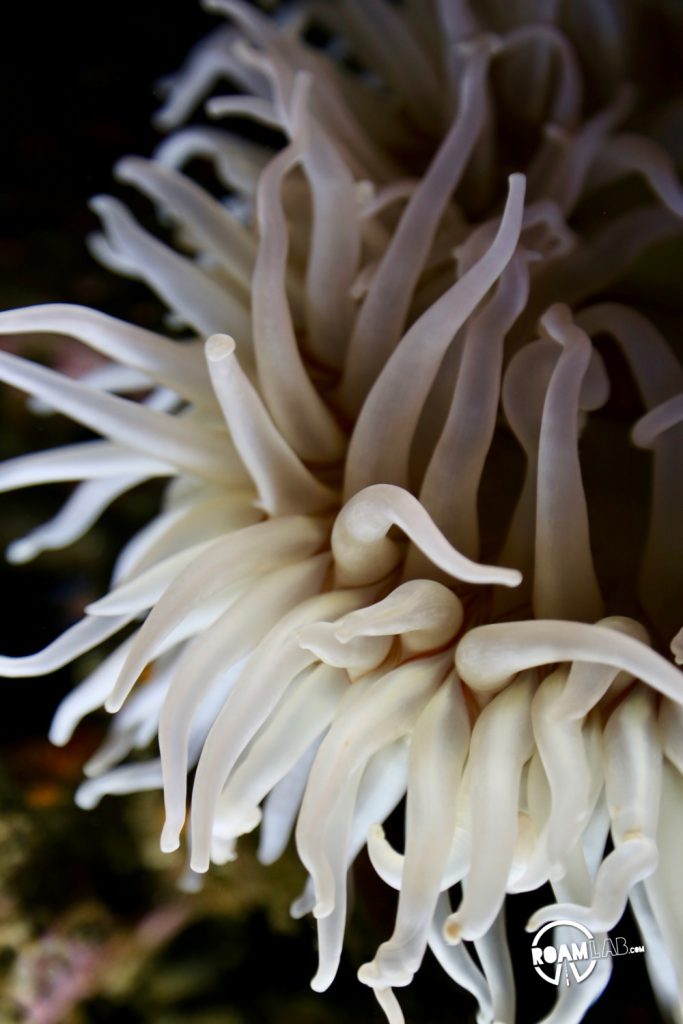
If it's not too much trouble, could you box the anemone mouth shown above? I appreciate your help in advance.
[2,1,683,1022]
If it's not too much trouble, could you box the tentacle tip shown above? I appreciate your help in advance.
[82,759,102,779]
[160,824,182,853]
[257,849,278,867]
[204,97,227,120]
[313,899,334,920]
[88,195,112,217]
[359,959,413,990]
[502,568,523,588]
[5,540,34,565]
[508,172,527,195]
[549,861,567,883]
[443,917,462,945]
[310,970,333,994]
[357,962,382,987]
[151,109,175,132]
[74,787,98,811]
[189,852,211,874]
[631,421,654,449]
[289,897,308,920]
[113,156,137,181]
[206,333,236,362]
[47,726,70,747]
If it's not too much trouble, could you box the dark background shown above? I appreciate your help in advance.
[1,1,216,309]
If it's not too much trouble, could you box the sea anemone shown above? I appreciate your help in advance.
[2,1,683,1020]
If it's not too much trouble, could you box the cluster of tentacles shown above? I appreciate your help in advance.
[2,1,683,1021]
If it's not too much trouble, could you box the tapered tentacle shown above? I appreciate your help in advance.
[0,349,246,484]
[344,174,526,496]
[456,620,683,702]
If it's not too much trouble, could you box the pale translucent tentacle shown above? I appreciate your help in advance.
[333,579,463,657]
[310,767,361,993]
[344,173,526,496]
[551,616,650,720]
[509,206,680,348]
[533,304,603,621]
[87,537,252,618]
[456,620,683,701]
[112,492,255,585]
[332,484,522,589]
[6,475,145,565]
[495,337,559,611]
[587,133,683,218]
[209,0,399,181]
[417,253,529,557]
[296,652,451,919]
[211,663,345,846]
[106,515,330,712]
[84,659,174,777]
[501,24,582,126]
[428,893,493,1022]
[250,74,346,462]
[75,760,164,810]
[334,0,441,126]
[0,303,211,405]
[205,334,336,514]
[255,50,362,372]
[358,672,470,989]
[90,196,252,341]
[153,24,267,130]
[660,699,683,774]
[49,636,135,747]
[189,588,373,872]
[643,762,683,1007]
[0,613,130,679]
[298,623,392,679]
[0,442,175,492]
[531,668,598,876]
[0,349,244,484]
[310,739,411,989]
[529,688,661,934]
[633,394,683,448]
[444,672,535,943]
[629,883,682,1023]
[154,126,271,198]
[529,89,630,214]
[116,157,256,298]
[373,986,404,1024]
[258,739,321,866]
[339,39,496,412]
[473,908,515,1024]
[205,95,282,130]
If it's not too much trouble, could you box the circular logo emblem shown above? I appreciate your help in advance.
[531,920,597,986]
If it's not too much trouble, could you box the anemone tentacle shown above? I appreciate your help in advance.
[2,3,683,1022]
